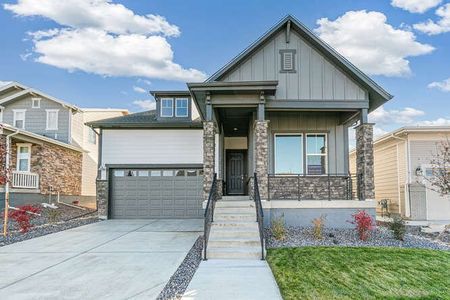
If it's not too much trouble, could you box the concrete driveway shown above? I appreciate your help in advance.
[0,219,202,300]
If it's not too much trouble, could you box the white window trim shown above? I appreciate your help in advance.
[0,108,3,123]
[13,109,26,129]
[306,133,328,175]
[160,98,174,117]
[175,98,189,117]
[274,133,303,175]
[31,97,41,108]
[16,143,32,172]
[46,109,59,130]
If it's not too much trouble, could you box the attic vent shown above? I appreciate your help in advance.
[280,49,296,73]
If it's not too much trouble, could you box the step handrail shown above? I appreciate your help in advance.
[203,173,218,260]
[253,173,265,260]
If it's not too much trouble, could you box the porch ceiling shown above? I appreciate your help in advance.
[218,107,254,137]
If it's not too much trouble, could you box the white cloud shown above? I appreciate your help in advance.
[391,0,442,13]
[369,106,425,125]
[133,99,156,111]
[0,80,11,87]
[315,10,434,77]
[414,4,450,35]
[133,86,147,94]
[417,118,450,126]
[137,79,152,86]
[4,0,206,82]
[428,78,450,92]
[4,0,179,36]
[31,28,206,81]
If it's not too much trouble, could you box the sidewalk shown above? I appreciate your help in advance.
[182,259,282,300]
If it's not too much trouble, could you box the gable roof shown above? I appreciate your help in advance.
[86,110,203,129]
[207,15,393,111]
[0,81,80,112]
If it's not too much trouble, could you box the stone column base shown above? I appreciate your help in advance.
[96,180,108,219]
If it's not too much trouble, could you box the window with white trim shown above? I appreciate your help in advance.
[175,98,188,117]
[17,144,31,172]
[306,134,327,175]
[0,108,3,123]
[88,128,96,144]
[46,109,59,130]
[160,98,173,117]
[13,109,26,129]
[274,134,303,174]
[32,98,41,108]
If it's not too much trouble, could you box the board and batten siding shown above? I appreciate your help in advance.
[221,30,367,101]
[267,112,347,174]
[102,129,203,166]
[1,95,71,143]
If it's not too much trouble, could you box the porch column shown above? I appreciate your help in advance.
[355,121,375,200]
[254,120,269,200]
[203,121,216,200]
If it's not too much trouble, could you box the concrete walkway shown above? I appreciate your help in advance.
[0,219,202,300]
[182,259,282,300]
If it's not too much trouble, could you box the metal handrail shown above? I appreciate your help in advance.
[203,173,218,260]
[253,173,265,260]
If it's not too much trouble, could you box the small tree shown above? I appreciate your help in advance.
[420,139,450,196]
[1,124,13,237]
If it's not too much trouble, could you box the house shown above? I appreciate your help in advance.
[89,15,392,228]
[0,82,128,206]
[350,126,450,221]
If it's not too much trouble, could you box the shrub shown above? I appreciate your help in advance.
[349,210,375,241]
[271,214,287,241]
[312,214,326,240]
[8,205,41,233]
[389,215,406,241]
[47,209,61,223]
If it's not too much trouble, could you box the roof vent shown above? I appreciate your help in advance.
[280,50,296,73]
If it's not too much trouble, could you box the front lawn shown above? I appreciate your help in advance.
[267,247,450,300]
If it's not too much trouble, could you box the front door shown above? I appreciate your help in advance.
[226,151,246,195]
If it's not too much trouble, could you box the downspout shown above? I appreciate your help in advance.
[390,132,410,217]
[3,128,19,237]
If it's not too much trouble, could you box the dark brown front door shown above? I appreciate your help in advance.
[226,151,246,195]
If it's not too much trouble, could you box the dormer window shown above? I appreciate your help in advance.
[175,98,188,117]
[161,98,173,117]
[280,49,296,73]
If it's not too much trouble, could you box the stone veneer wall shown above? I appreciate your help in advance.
[268,176,351,200]
[9,139,82,195]
[0,135,6,185]
[355,123,375,200]
[254,120,269,199]
[203,121,216,200]
[96,180,108,219]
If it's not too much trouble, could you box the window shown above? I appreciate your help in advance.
[88,128,97,144]
[0,108,3,122]
[163,170,174,176]
[13,109,26,129]
[46,109,59,130]
[275,134,303,174]
[31,98,41,108]
[17,144,31,172]
[160,98,173,117]
[114,170,125,177]
[306,134,327,175]
[280,50,296,72]
[175,98,189,117]
[175,170,185,176]
[151,170,161,176]
[138,170,149,177]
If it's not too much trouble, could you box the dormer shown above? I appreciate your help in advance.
[150,91,195,121]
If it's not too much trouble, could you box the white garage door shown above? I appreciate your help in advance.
[110,168,204,219]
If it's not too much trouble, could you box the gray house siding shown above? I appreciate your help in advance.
[409,140,440,182]
[2,95,71,143]
[267,111,347,175]
[221,30,367,102]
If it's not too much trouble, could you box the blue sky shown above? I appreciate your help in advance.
[0,0,449,136]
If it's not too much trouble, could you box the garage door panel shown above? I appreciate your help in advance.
[111,168,203,219]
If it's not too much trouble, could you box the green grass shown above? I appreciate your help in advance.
[267,247,450,300]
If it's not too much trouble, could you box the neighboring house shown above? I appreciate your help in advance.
[89,15,392,227]
[350,126,450,221]
[0,82,128,206]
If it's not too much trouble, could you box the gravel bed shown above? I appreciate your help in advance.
[157,236,203,300]
[266,226,450,251]
[0,203,99,247]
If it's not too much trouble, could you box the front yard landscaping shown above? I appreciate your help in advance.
[267,247,450,300]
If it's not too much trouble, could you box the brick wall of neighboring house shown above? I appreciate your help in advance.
[10,138,82,195]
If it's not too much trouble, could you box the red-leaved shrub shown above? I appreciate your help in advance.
[349,210,375,241]
[8,205,41,233]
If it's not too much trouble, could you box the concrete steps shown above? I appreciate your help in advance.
[205,195,264,260]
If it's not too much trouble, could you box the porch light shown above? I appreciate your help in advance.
[233,127,238,131]
[415,167,423,177]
